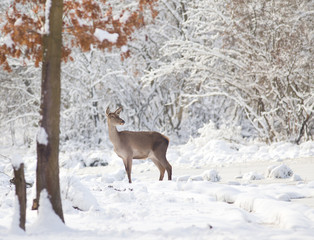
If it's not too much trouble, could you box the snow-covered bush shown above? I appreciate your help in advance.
[202,170,221,182]
[266,164,294,179]
[60,150,110,169]
[61,175,98,211]
[143,0,314,143]
[196,122,243,144]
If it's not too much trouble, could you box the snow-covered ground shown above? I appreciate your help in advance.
[1,129,314,239]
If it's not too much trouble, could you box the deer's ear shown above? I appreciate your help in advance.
[106,107,110,116]
[115,106,123,115]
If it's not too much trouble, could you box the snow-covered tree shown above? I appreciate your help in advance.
[221,0,314,142]
[0,65,40,146]
[143,0,314,142]
[1,0,313,156]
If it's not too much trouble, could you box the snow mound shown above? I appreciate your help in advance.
[84,151,110,167]
[188,175,203,181]
[61,150,109,169]
[176,175,191,182]
[202,169,221,182]
[308,181,314,188]
[61,175,99,211]
[267,164,293,179]
[11,154,24,170]
[242,171,264,181]
[29,190,68,234]
[177,122,314,167]
[177,170,221,182]
[101,169,126,183]
[291,174,303,181]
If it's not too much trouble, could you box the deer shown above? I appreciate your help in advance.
[106,106,172,183]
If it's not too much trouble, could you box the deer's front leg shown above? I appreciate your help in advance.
[123,157,133,183]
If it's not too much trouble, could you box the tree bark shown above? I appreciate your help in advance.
[295,113,312,145]
[36,0,64,222]
[13,163,26,231]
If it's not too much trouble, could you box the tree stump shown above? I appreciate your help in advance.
[13,163,26,231]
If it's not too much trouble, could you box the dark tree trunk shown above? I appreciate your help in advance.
[13,163,26,231]
[36,0,64,222]
[295,113,312,145]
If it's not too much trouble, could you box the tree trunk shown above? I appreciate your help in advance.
[36,0,64,222]
[13,163,26,231]
[295,113,312,145]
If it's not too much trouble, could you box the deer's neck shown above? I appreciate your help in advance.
[108,124,121,146]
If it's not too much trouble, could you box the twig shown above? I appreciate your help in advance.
[0,153,12,162]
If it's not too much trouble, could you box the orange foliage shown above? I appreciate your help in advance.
[0,0,158,71]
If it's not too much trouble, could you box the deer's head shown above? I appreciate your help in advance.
[106,106,125,126]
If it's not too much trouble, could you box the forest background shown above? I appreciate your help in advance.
[0,0,313,149]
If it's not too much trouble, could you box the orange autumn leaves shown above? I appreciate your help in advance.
[0,0,158,71]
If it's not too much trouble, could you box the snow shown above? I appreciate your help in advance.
[202,169,221,182]
[0,0,313,238]
[9,196,24,235]
[28,189,68,234]
[266,164,294,179]
[291,174,303,182]
[14,18,23,27]
[94,28,119,43]
[121,45,128,53]
[1,137,314,239]
[119,11,130,23]
[241,171,264,181]
[3,35,14,48]
[44,0,52,34]
[60,174,99,211]
[37,127,48,146]
[175,123,314,167]
[11,154,24,170]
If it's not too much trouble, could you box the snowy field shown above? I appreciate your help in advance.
[1,129,314,240]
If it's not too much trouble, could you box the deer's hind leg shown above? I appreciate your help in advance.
[152,143,172,181]
[151,157,166,181]
[163,159,172,181]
